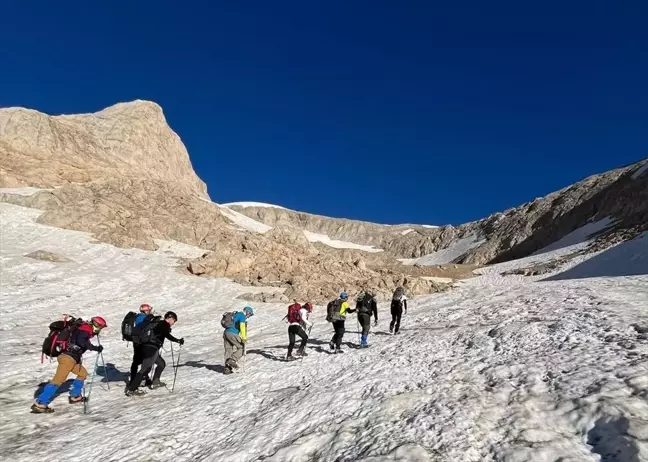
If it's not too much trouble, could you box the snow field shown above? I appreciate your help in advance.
[0,202,647,461]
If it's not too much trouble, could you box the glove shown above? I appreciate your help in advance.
[95,345,104,353]
[374,320,378,326]
[178,338,185,346]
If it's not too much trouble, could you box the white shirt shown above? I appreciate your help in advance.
[289,308,313,329]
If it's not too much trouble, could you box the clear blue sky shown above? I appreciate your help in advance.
[1,1,646,225]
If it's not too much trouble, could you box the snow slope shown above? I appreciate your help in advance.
[400,234,486,266]
[223,201,288,210]
[219,206,272,233]
[303,230,384,253]
[532,218,615,255]
[1,202,647,462]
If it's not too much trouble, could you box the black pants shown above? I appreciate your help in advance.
[130,346,150,384]
[358,313,371,336]
[390,306,403,333]
[128,344,165,391]
[331,320,346,349]
[288,325,308,356]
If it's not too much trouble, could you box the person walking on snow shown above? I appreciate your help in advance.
[32,316,107,413]
[286,302,313,360]
[125,311,184,396]
[129,303,155,387]
[223,305,254,374]
[356,291,378,347]
[326,292,355,353]
[390,286,408,334]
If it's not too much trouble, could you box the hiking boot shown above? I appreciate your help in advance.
[144,377,153,388]
[286,355,297,361]
[296,350,308,357]
[389,327,394,334]
[68,395,86,404]
[335,348,344,354]
[149,380,166,390]
[226,359,239,369]
[31,402,54,413]
[125,388,146,397]
[329,341,335,351]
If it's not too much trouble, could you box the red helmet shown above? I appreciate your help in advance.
[91,316,107,330]
[303,302,313,313]
[140,304,152,313]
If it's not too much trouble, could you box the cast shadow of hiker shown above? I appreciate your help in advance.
[34,379,74,399]
[181,360,227,374]
[96,363,130,384]
[246,349,287,362]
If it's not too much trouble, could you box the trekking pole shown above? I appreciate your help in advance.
[83,353,101,415]
[171,345,181,393]
[301,326,313,365]
[96,335,110,390]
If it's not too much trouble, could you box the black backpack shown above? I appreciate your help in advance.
[357,295,373,315]
[391,298,404,311]
[121,311,138,342]
[41,316,83,362]
[326,300,341,322]
[133,315,162,345]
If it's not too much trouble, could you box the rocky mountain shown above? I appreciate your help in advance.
[230,159,648,266]
[0,101,455,302]
[1,100,645,302]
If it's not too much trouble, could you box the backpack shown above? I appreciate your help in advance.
[121,311,138,342]
[391,298,404,311]
[221,312,237,329]
[392,286,405,301]
[326,300,341,322]
[287,303,302,324]
[41,316,84,362]
[133,315,162,345]
[357,294,373,315]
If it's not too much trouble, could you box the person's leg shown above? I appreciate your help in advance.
[287,326,297,357]
[395,308,403,333]
[225,332,244,363]
[128,346,157,391]
[335,321,345,349]
[296,326,308,354]
[151,354,166,383]
[35,354,77,406]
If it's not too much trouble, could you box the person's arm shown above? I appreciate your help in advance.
[343,301,355,314]
[300,308,313,329]
[372,299,378,323]
[403,298,408,312]
[157,322,182,344]
[77,331,102,352]
[239,321,247,342]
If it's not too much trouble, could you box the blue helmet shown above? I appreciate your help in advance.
[243,305,255,317]
[340,292,348,300]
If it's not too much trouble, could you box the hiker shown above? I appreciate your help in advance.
[390,286,408,334]
[356,291,378,347]
[32,316,107,413]
[327,292,355,353]
[128,303,155,387]
[125,311,184,396]
[286,302,314,360]
[223,305,254,374]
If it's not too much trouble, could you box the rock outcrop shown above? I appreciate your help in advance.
[230,158,648,265]
[0,101,455,302]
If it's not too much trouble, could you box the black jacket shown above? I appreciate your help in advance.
[146,320,181,348]
[356,297,378,319]
[65,324,101,363]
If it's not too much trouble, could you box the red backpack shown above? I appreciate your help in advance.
[287,303,302,324]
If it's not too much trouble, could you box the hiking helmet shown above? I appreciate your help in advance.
[164,311,178,321]
[90,316,107,332]
[140,303,152,313]
[303,302,313,313]
[340,292,349,300]
[243,306,254,317]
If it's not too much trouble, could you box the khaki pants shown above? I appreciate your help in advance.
[223,331,244,365]
[51,354,87,385]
